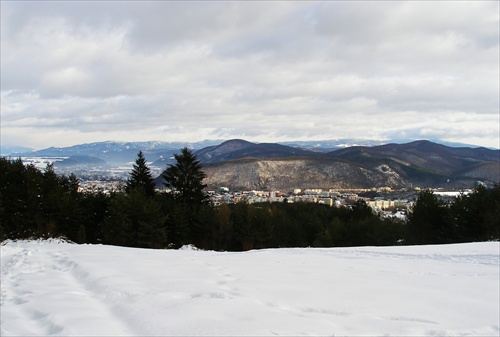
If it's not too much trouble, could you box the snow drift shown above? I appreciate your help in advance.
[1,239,499,336]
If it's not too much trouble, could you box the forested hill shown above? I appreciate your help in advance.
[198,140,499,190]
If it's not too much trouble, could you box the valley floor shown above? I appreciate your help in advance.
[1,240,499,336]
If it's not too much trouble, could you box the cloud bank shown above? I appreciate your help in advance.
[1,1,499,148]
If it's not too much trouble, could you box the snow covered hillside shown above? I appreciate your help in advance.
[1,240,499,336]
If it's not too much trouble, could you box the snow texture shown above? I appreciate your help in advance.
[1,239,499,336]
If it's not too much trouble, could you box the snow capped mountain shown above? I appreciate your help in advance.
[280,139,388,150]
[39,140,177,154]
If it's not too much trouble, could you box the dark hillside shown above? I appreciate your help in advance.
[195,139,318,164]
[327,140,499,187]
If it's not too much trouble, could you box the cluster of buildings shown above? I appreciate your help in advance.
[207,187,414,214]
[76,180,413,213]
[77,180,124,194]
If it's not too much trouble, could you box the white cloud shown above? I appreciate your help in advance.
[1,1,498,149]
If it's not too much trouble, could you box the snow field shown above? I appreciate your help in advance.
[1,240,499,336]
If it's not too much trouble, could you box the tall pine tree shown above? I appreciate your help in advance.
[126,151,156,197]
[162,148,207,205]
[162,148,208,247]
[407,189,449,244]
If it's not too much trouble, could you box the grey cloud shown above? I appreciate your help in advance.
[1,1,498,149]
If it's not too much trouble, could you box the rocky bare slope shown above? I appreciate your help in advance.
[203,157,406,190]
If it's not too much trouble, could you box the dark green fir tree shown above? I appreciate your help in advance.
[162,148,208,247]
[126,151,156,197]
[162,148,207,205]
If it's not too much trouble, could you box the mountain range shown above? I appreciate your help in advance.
[197,139,499,190]
[5,139,499,190]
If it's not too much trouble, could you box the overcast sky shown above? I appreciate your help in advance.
[1,1,499,149]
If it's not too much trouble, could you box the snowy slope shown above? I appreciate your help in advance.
[1,240,499,336]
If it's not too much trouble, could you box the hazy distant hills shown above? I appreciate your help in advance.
[54,155,107,168]
[7,140,224,167]
[0,145,35,155]
[6,139,499,189]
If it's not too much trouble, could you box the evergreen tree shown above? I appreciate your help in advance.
[0,157,42,239]
[449,185,500,242]
[251,205,274,249]
[102,194,133,246]
[126,151,156,197]
[39,163,64,237]
[161,148,208,247]
[231,201,254,250]
[212,203,234,250]
[162,148,207,205]
[406,189,449,244]
[165,203,190,248]
[80,191,112,244]
[57,173,84,242]
[271,204,296,247]
[102,190,167,248]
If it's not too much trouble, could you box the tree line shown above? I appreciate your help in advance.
[1,150,498,249]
